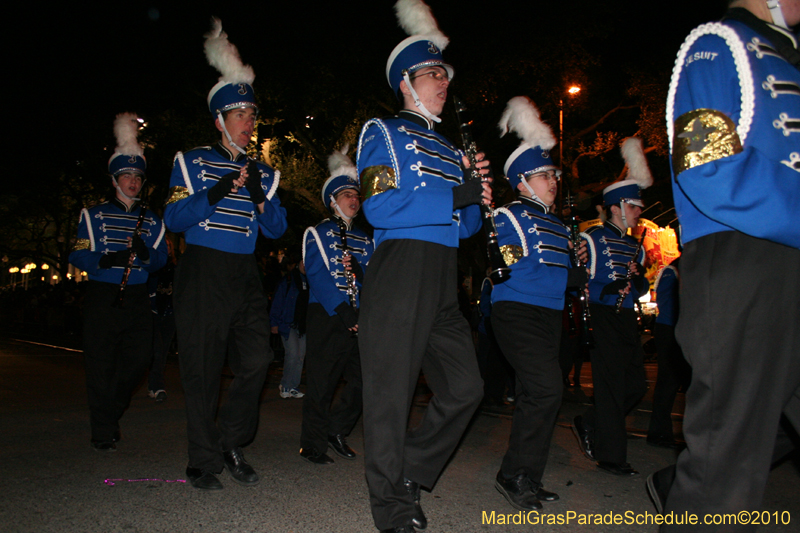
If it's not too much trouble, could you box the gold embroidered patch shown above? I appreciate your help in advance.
[672,109,743,177]
[73,239,91,252]
[165,186,190,205]
[360,166,397,200]
[500,245,524,266]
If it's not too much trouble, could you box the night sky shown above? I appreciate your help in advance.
[14,0,727,191]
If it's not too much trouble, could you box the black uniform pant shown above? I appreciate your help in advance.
[301,303,362,454]
[149,313,175,392]
[359,240,483,530]
[174,245,270,472]
[492,301,562,485]
[582,304,646,465]
[82,281,151,442]
[648,323,690,442]
[663,232,800,531]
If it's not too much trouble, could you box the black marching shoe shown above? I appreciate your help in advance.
[91,440,116,452]
[535,487,560,502]
[403,478,427,530]
[300,447,334,465]
[646,465,675,514]
[186,466,223,490]
[571,415,595,461]
[380,526,416,533]
[597,461,639,476]
[494,471,543,511]
[328,434,356,459]
[646,435,682,449]
[223,447,259,486]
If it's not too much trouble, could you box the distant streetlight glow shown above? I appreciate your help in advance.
[559,84,582,168]
[559,84,582,211]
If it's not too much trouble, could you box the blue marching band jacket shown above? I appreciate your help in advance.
[654,263,679,327]
[303,217,373,316]
[581,222,648,309]
[164,143,287,253]
[70,198,168,285]
[357,110,482,249]
[492,196,573,311]
[667,19,800,249]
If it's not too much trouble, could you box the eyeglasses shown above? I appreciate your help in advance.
[529,171,560,182]
[411,70,449,82]
[337,191,361,201]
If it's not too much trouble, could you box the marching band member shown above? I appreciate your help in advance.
[355,1,491,531]
[572,138,651,477]
[164,18,287,490]
[646,258,689,449]
[69,113,167,451]
[490,97,588,511]
[648,0,800,524]
[300,147,372,465]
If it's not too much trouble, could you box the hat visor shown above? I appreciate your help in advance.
[622,198,644,208]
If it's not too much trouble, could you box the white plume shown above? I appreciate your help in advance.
[595,204,607,222]
[395,0,449,51]
[620,137,653,189]
[113,112,143,157]
[204,17,255,84]
[327,144,357,180]
[498,96,556,151]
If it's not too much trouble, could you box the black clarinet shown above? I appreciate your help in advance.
[453,96,511,285]
[564,190,594,347]
[113,200,148,309]
[615,228,647,314]
[335,219,358,310]
[335,218,359,336]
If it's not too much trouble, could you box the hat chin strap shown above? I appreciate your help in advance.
[217,111,249,157]
[112,176,142,202]
[332,198,353,224]
[521,178,552,212]
[619,201,630,231]
[766,0,790,28]
[403,72,442,124]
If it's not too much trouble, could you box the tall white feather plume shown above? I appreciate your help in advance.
[113,112,143,157]
[620,137,653,189]
[498,96,556,151]
[327,144,357,180]
[595,205,607,222]
[395,0,449,51]
[204,17,255,84]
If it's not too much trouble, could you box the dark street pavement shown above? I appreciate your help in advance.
[0,337,797,532]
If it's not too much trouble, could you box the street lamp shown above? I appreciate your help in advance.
[9,266,19,290]
[559,85,581,211]
[559,85,582,168]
